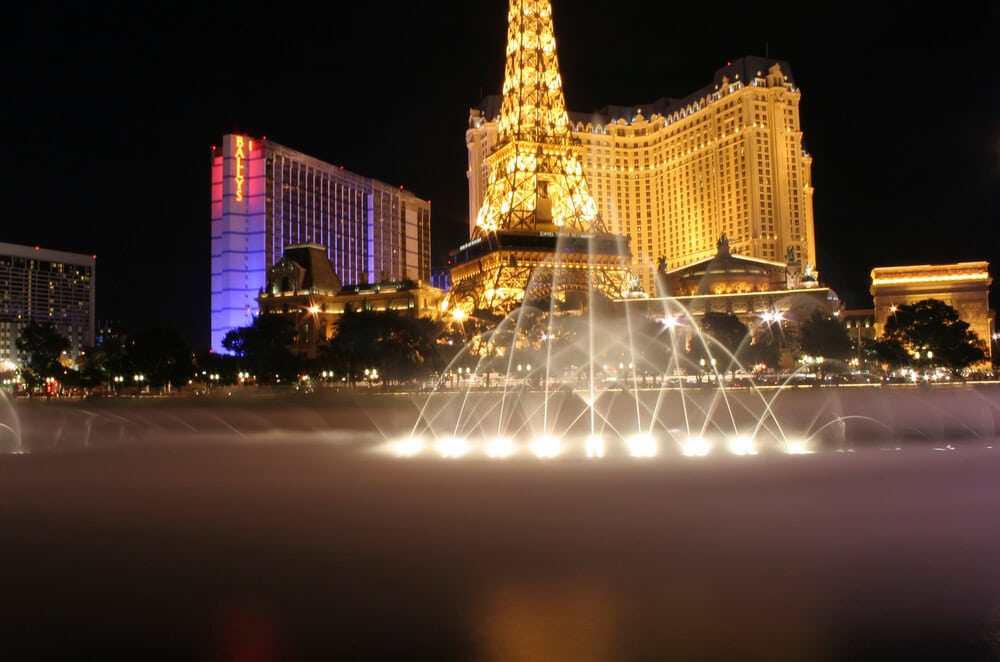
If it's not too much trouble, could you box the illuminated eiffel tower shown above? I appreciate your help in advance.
[446,0,633,316]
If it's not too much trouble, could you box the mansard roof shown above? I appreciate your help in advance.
[278,243,342,292]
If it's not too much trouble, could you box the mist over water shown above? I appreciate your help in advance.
[3,387,1000,661]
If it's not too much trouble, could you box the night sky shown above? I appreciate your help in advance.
[6,2,998,351]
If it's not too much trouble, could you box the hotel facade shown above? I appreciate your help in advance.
[870,262,993,365]
[0,242,96,368]
[467,56,816,296]
[210,135,433,353]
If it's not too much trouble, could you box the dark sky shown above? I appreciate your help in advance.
[6,2,998,351]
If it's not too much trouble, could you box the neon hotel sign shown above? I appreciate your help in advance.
[234,135,252,202]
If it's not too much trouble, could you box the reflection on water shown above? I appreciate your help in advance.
[2,389,1000,661]
[473,580,621,662]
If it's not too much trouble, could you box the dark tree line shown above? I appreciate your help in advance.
[5,298,992,395]
[11,321,193,393]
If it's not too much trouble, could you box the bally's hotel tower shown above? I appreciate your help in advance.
[210,135,432,353]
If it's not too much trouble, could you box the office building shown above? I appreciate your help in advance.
[210,135,432,353]
[0,242,96,367]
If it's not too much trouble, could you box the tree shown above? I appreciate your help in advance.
[877,299,987,379]
[693,311,749,381]
[871,336,910,378]
[323,309,445,386]
[76,332,129,391]
[798,310,853,377]
[627,315,679,382]
[744,334,781,378]
[222,314,300,382]
[15,322,70,389]
[128,326,193,390]
[993,334,1000,374]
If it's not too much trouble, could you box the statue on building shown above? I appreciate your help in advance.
[786,246,796,263]
[717,233,730,255]
[657,256,667,272]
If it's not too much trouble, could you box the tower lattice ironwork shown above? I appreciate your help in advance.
[447,0,634,316]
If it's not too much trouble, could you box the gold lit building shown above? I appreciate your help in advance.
[870,262,993,365]
[468,55,816,295]
[446,0,633,316]
[626,234,839,369]
[257,244,444,358]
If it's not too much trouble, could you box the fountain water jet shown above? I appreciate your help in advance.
[405,254,838,462]
[0,389,22,454]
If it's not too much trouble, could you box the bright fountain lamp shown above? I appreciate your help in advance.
[437,437,469,459]
[727,436,758,456]
[626,434,657,458]
[531,436,561,459]
[682,436,711,457]
[394,437,424,457]
[585,434,605,458]
[486,437,515,459]
[784,439,813,455]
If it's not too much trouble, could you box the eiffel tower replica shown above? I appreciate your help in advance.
[446,0,634,317]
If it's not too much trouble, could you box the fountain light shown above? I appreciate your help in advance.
[486,437,515,459]
[626,434,658,458]
[394,437,424,457]
[585,434,605,458]
[531,436,561,459]
[727,436,758,456]
[682,436,711,457]
[437,437,469,459]
[784,439,813,455]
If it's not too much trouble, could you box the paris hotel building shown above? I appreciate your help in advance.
[466,56,816,295]
[210,135,432,353]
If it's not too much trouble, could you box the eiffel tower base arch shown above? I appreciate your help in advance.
[446,229,634,317]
